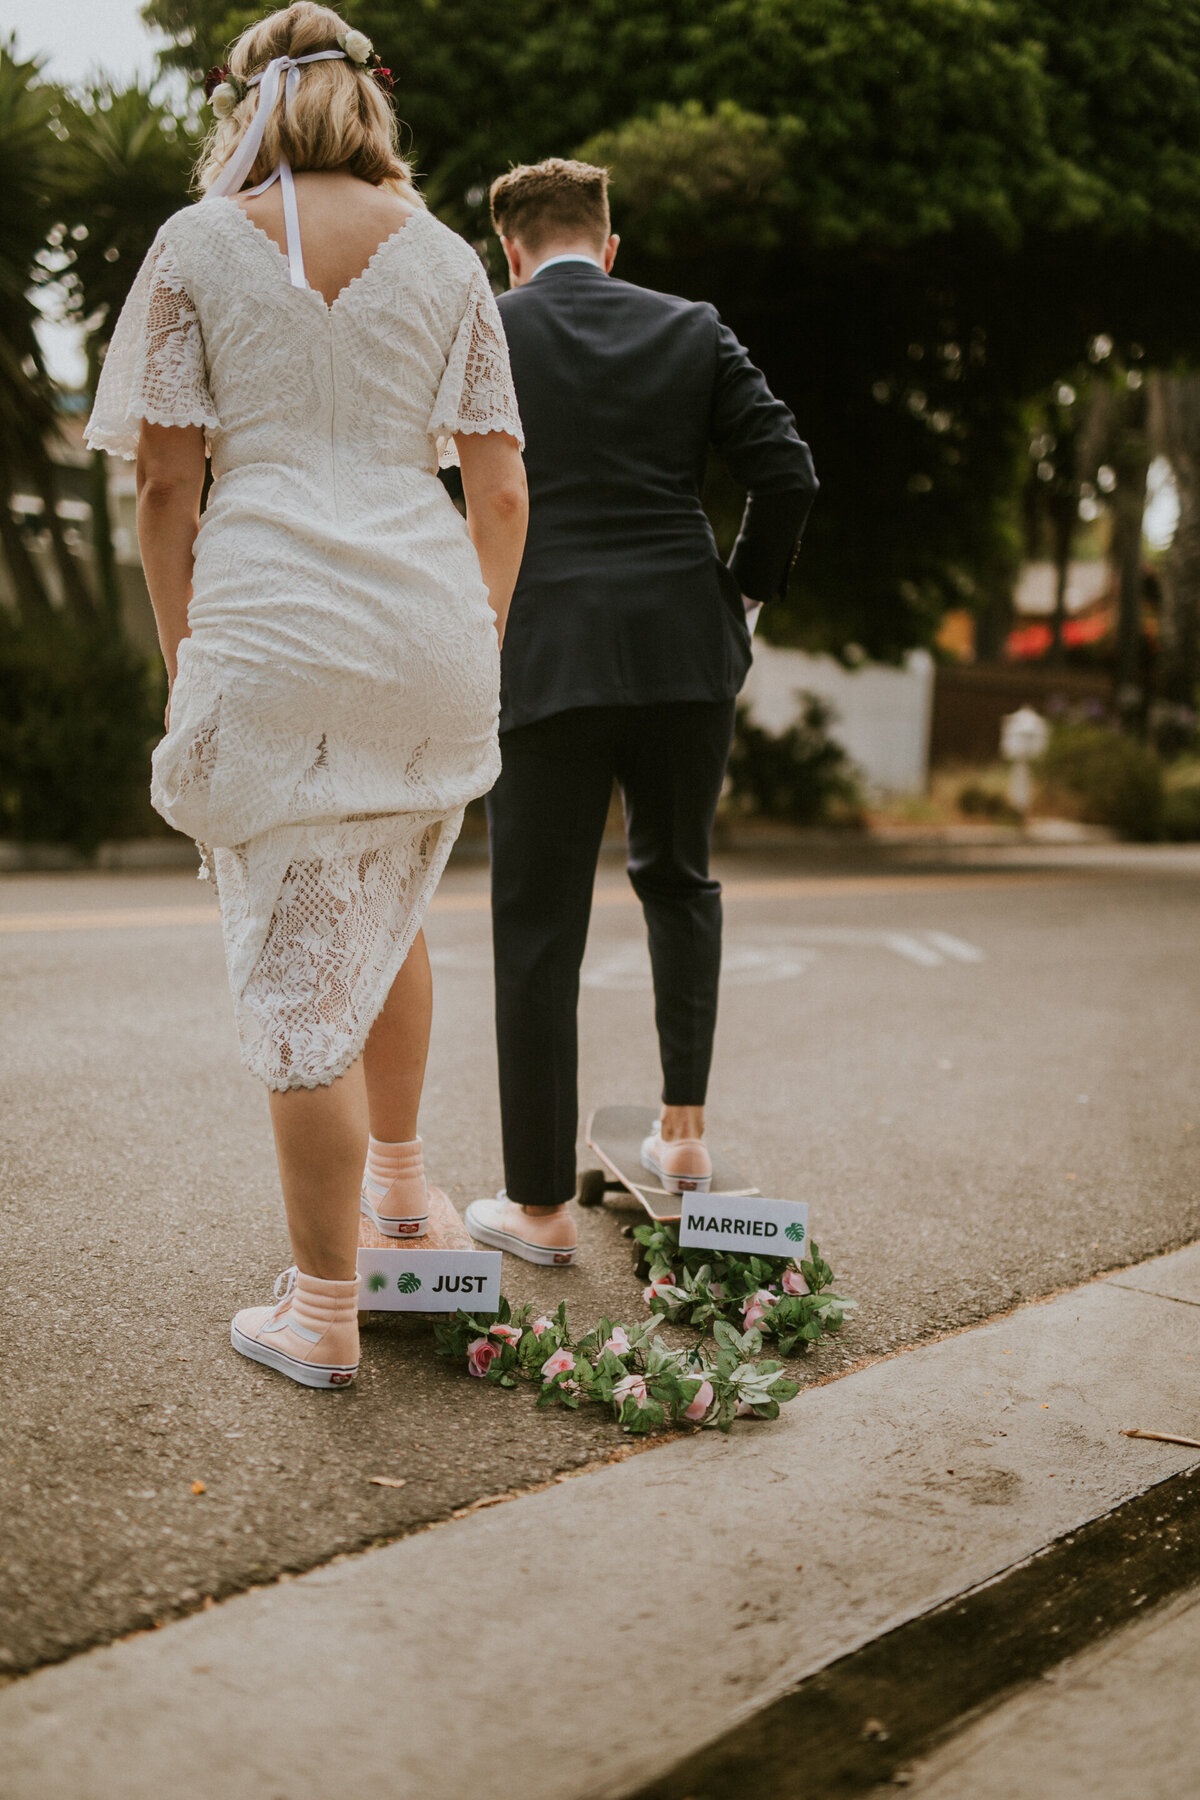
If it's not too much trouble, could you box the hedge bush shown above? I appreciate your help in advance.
[1163,762,1200,842]
[1037,724,1164,841]
[0,611,165,853]
[725,692,864,826]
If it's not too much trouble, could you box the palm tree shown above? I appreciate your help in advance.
[54,81,197,620]
[0,41,96,621]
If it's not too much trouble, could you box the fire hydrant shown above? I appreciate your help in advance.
[1000,706,1049,818]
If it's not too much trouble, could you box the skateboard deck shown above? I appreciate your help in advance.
[358,1185,470,1256]
[358,1185,487,1319]
[582,1105,760,1223]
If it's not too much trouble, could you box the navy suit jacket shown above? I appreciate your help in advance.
[494,260,817,732]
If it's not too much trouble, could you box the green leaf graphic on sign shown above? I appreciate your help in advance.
[785,1221,806,1244]
[367,1271,388,1293]
[396,1271,422,1294]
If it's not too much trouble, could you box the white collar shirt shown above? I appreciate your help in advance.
[531,253,606,278]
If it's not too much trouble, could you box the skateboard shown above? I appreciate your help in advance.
[357,1187,500,1319]
[581,1105,760,1224]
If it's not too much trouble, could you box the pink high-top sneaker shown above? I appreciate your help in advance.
[360,1135,429,1238]
[641,1122,713,1194]
[231,1267,360,1389]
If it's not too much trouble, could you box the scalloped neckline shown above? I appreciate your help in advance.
[216,197,427,314]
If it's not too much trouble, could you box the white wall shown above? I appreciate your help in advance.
[1014,559,1110,616]
[741,642,934,794]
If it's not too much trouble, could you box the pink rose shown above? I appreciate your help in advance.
[600,1326,631,1357]
[708,1282,726,1300]
[466,1336,500,1378]
[530,1316,555,1338]
[684,1379,714,1422]
[490,1322,522,1344]
[643,1275,677,1303]
[735,1399,767,1419]
[741,1289,776,1330]
[541,1347,576,1382]
[782,1267,810,1296]
[612,1372,648,1409]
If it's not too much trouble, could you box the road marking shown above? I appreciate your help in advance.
[0,868,1077,938]
[571,926,989,989]
[883,932,946,967]
[581,942,819,990]
[924,930,987,963]
[727,924,986,968]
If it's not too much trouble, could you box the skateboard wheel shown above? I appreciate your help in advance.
[578,1168,608,1207]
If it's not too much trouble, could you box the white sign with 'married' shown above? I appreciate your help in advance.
[357,1248,502,1313]
[678,1193,808,1258]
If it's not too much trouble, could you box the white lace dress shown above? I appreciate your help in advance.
[87,201,521,1089]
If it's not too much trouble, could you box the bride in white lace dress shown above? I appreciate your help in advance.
[87,2,527,1390]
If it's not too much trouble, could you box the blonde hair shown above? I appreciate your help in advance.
[489,159,610,252]
[196,2,422,204]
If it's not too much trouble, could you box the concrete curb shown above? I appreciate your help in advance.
[3,1246,1200,1797]
[902,1584,1200,1799]
[0,818,1124,874]
[0,838,201,873]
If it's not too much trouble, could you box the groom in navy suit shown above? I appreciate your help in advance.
[466,159,817,1267]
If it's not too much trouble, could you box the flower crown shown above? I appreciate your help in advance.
[205,31,393,117]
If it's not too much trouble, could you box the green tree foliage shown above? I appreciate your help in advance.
[0,49,192,847]
[0,609,165,850]
[55,82,198,349]
[141,0,1200,656]
[52,83,198,617]
[0,42,98,621]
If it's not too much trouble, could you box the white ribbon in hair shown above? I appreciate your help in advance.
[204,50,347,290]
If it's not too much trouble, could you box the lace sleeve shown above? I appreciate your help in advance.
[86,235,219,460]
[429,259,524,469]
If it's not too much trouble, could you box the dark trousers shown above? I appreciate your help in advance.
[487,700,736,1207]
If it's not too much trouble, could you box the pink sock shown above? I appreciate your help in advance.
[364,1135,423,1202]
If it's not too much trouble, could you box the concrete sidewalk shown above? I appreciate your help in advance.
[3,1243,1200,1798]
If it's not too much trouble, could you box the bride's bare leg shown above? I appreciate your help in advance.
[268,1063,368,1281]
[362,930,433,1142]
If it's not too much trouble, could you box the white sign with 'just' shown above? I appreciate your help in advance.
[356,1248,503,1313]
[677,1193,808,1258]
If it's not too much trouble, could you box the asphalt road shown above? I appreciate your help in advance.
[3,843,1199,1673]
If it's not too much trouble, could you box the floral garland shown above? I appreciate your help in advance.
[433,1300,800,1434]
[633,1221,854,1355]
[433,1233,852,1434]
[204,31,393,119]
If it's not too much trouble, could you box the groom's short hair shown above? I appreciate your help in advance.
[489,159,610,251]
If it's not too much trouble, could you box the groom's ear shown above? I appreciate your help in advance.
[500,235,524,288]
[603,234,620,273]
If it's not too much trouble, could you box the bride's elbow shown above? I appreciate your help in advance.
[485,479,528,526]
